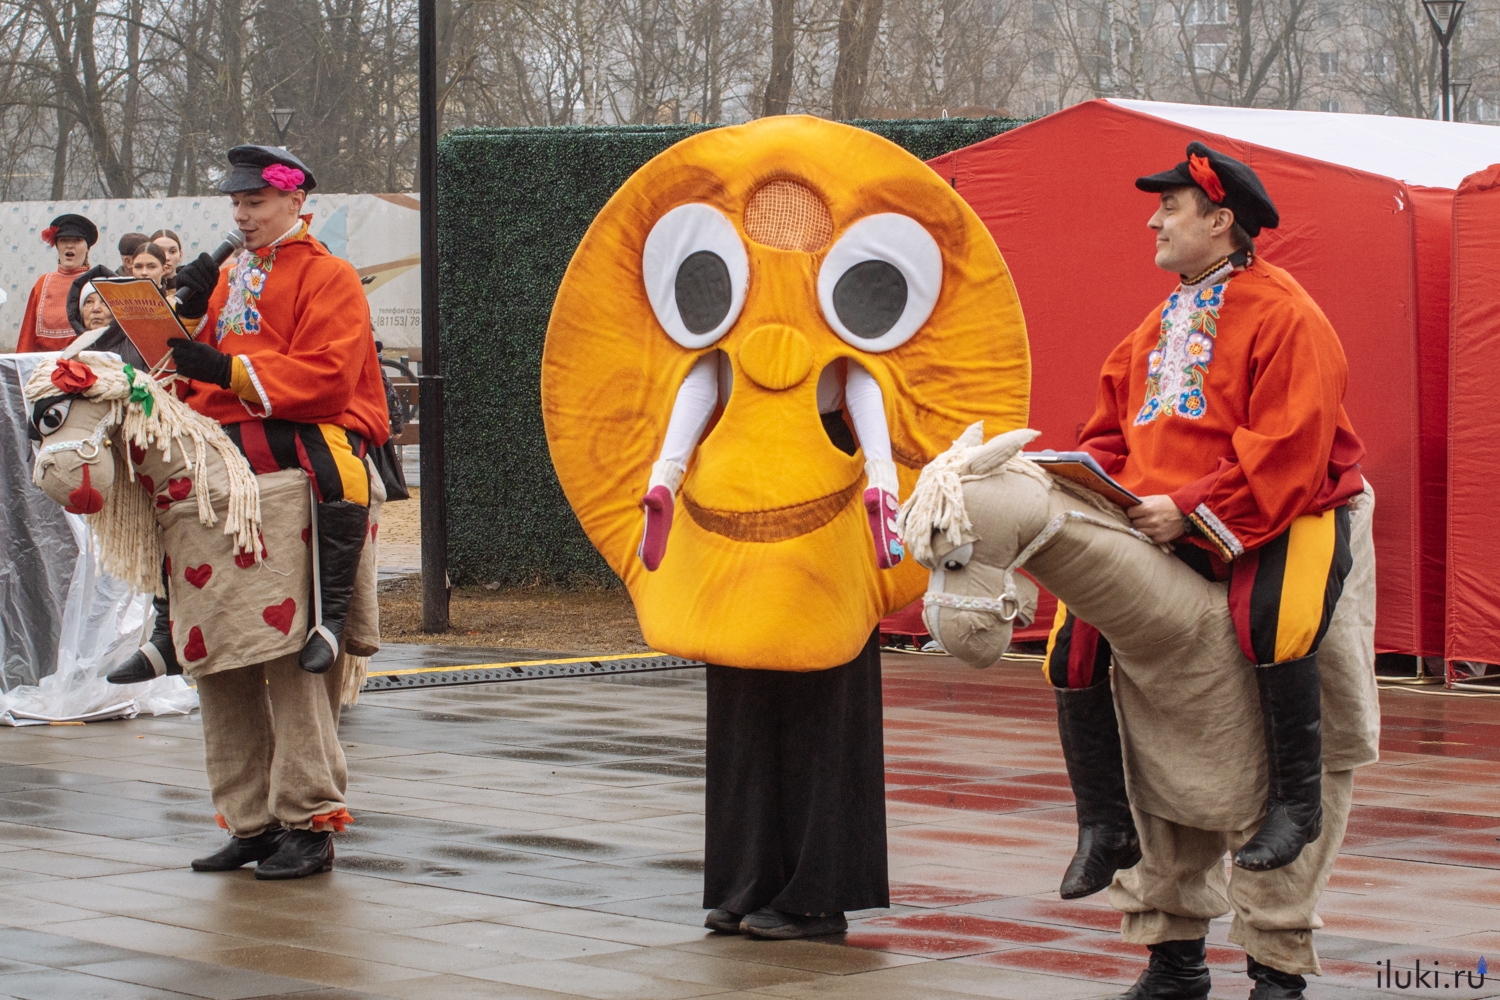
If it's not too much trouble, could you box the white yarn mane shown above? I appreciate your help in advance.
[897,430,1123,568]
[25,353,262,596]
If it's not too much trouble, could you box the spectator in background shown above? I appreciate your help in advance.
[150,229,184,289]
[132,242,168,286]
[118,232,149,275]
[17,213,97,352]
[78,285,112,330]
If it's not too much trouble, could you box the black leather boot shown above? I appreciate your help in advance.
[1233,654,1323,872]
[300,500,369,674]
[1056,683,1141,898]
[1107,938,1212,1000]
[107,593,181,684]
[255,829,335,879]
[1247,956,1307,998]
[191,826,287,871]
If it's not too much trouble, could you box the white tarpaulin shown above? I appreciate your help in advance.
[1108,100,1500,188]
[0,353,196,724]
[0,192,420,351]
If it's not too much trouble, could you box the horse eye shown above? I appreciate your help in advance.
[38,400,71,434]
[942,542,973,571]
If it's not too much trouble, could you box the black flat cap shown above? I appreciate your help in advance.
[1136,141,1278,236]
[219,144,318,194]
[43,213,98,247]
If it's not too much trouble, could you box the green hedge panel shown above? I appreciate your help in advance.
[437,117,1027,587]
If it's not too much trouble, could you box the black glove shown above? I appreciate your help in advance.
[169,338,233,388]
[173,253,220,319]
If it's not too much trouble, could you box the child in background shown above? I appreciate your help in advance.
[118,232,149,275]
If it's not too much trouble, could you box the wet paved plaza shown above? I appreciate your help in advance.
[0,654,1495,999]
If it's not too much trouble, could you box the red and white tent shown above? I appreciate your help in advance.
[928,99,1500,657]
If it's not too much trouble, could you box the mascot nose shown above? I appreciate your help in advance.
[737,324,812,391]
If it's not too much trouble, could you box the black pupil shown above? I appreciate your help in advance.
[832,259,907,339]
[675,250,732,335]
[42,409,63,429]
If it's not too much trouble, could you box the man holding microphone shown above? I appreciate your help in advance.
[163,145,388,879]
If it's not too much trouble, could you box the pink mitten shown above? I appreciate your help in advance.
[864,487,904,569]
[638,485,674,571]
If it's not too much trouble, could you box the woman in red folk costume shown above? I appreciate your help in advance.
[107,145,387,879]
[17,214,98,353]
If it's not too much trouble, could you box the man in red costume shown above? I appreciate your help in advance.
[17,214,98,352]
[110,145,387,880]
[1046,143,1368,1000]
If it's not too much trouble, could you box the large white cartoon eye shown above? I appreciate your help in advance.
[817,214,942,353]
[642,204,749,349]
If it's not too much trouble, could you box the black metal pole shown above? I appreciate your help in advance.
[1441,39,1452,121]
[418,0,449,632]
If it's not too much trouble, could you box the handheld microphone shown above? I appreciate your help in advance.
[173,230,246,304]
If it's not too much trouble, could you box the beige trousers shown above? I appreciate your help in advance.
[197,652,349,837]
[1107,769,1353,976]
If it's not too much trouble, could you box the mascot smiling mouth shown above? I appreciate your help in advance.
[681,477,863,543]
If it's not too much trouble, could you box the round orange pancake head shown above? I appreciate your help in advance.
[543,115,1030,669]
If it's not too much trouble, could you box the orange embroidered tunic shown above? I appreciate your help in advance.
[185,221,389,445]
[16,267,87,352]
[1079,256,1365,560]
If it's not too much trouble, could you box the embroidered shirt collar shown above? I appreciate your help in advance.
[1181,249,1252,289]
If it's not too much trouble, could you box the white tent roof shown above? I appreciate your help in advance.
[1109,99,1500,189]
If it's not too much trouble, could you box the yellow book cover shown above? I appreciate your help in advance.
[91,278,188,370]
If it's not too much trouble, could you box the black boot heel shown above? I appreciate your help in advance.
[1056,683,1141,898]
[1233,654,1323,872]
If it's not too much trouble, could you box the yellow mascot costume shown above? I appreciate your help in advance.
[544,115,1029,937]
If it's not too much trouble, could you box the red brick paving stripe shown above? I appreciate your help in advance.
[886,787,1038,813]
[961,946,1144,983]
[888,883,1004,907]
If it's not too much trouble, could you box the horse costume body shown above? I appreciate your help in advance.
[901,426,1379,974]
[24,353,380,693]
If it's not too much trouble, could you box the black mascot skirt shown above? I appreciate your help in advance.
[703,629,889,917]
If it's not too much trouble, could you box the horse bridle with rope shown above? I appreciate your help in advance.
[921,508,1157,627]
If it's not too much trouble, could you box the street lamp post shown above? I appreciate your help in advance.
[1451,79,1473,120]
[270,108,296,146]
[417,0,450,632]
[1422,1,1466,122]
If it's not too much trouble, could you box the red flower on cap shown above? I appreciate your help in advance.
[40,226,59,246]
[262,164,305,192]
[50,358,98,394]
[1188,154,1226,204]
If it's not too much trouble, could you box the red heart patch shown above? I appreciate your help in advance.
[168,477,192,501]
[164,556,171,576]
[235,531,268,568]
[138,473,155,494]
[301,527,311,546]
[370,523,379,540]
[184,564,212,589]
[129,442,146,466]
[155,494,170,509]
[262,598,296,635]
[182,626,207,662]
